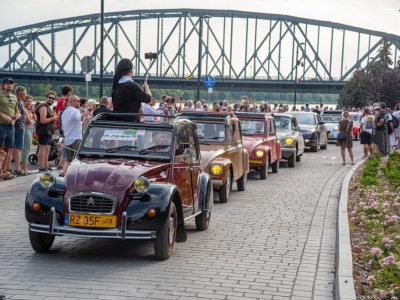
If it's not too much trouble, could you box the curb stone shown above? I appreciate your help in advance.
[335,159,365,300]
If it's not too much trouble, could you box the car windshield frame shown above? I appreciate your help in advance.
[240,119,266,135]
[289,113,316,126]
[194,121,226,143]
[272,116,293,131]
[321,113,343,123]
[78,124,174,159]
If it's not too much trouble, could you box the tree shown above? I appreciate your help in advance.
[338,70,367,108]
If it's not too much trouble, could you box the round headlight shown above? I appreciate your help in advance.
[285,138,294,145]
[134,177,150,193]
[255,149,264,158]
[334,126,339,131]
[210,164,223,175]
[39,172,56,188]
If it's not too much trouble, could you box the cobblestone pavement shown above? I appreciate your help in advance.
[0,142,363,300]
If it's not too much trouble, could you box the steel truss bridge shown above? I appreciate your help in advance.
[1,9,400,94]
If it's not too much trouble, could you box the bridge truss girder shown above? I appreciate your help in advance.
[1,9,399,93]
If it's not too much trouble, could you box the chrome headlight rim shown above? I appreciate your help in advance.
[39,171,56,188]
[210,164,223,176]
[134,176,150,193]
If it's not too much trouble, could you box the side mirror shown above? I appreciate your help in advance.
[183,148,193,164]
[295,126,300,131]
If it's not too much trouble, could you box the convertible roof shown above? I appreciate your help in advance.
[179,111,229,123]
[235,112,272,119]
[90,113,178,129]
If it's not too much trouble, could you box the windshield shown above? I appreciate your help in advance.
[195,122,226,142]
[240,120,265,134]
[291,114,316,125]
[321,114,342,123]
[82,127,173,153]
[349,114,359,122]
[272,116,293,131]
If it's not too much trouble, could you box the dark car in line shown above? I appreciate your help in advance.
[288,112,328,152]
[272,113,305,167]
[25,113,213,260]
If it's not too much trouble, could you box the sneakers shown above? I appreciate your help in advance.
[12,170,28,176]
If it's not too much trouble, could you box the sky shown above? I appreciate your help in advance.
[1,0,400,35]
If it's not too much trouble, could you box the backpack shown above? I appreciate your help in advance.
[392,114,399,129]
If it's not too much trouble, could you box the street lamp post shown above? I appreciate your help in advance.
[196,15,210,101]
[294,42,305,108]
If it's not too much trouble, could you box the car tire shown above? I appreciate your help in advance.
[260,159,269,179]
[29,231,55,252]
[195,182,212,231]
[28,154,38,165]
[271,159,279,173]
[311,136,319,152]
[296,154,301,162]
[154,202,177,260]
[288,153,295,167]
[320,138,327,150]
[218,169,231,203]
[355,132,359,141]
[237,172,247,191]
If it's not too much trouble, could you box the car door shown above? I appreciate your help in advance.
[188,126,201,212]
[226,121,239,179]
[173,125,194,215]
[292,117,305,154]
[267,119,279,162]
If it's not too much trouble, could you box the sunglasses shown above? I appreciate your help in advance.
[47,97,55,100]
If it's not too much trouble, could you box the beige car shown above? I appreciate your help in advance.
[180,112,250,203]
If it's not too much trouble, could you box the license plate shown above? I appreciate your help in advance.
[65,213,117,228]
[328,134,332,138]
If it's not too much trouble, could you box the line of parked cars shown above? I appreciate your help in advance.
[321,110,360,141]
[24,111,328,260]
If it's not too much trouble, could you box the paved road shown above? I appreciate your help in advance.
[0,141,363,300]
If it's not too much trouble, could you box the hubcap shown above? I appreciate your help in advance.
[168,212,176,249]
[226,171,231,197]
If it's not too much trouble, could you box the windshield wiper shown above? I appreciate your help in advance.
[106,145,138,153]
[138,144,170,155]
[204,136,222,140]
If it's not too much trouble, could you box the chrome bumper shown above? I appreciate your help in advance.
[211,180,223,187]
[281,148,296,160]
[29,207,157,240]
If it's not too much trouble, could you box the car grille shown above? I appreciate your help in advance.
[69,193,117,214]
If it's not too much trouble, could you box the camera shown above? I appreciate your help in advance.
[145,52,158,60]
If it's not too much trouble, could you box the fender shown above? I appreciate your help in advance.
[197,173,213,213]
[242,147,250,174]
[209,157,232,182]
[125,183,187,243]
[253,145,270,165]
[25,177,65,225]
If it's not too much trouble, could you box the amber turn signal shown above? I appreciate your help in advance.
[32,202,41,211]
[147,208,156,218]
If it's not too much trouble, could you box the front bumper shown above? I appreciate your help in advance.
[249,159,266,168]
[302,134,317,148]
[29,207,157,240]
[281,148,296,160]
[327,131,339,140]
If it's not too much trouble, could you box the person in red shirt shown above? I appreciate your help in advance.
[55,85,72,169]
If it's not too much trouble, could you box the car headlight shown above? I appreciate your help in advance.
[334,126,338,131]
[39,171,56,188]
[255,149,264,158]
[210,164,223,175]
[285,138,294,145]
[307,128,316,134]
[134,176,150,193]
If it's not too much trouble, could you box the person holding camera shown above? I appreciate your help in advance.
[111,58,151,121]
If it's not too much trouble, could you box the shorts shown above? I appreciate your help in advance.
[66,139,81,162]
[38,134,52,146]
[360,131,372,145]
[0,123,15,147]
[13,129,25,149]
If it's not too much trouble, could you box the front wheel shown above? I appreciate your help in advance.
[29,231,55,252]
[296,154,302,162]
[355,132,359,141]
[271,159,279,173]
[195,184,212,231]
[260,159,269,179]
[154,202,177,260]
[288,154,295,167]
[237,172,247,191]
[311,136,319,152]
[218,169,231,203]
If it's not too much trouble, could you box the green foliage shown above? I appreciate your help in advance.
[360,154,381,187]
[32,138,38,146]
[382,151,400,187]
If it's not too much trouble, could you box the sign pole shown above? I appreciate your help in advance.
[203,76,215,111]
[86,72,89,100]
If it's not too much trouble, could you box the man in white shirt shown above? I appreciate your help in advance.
[142,97,164,122]
[61,95,90,176]
[360,107,375,157]
[195,101,203,111]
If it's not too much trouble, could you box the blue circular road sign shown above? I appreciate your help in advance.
[204,76,215,88]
